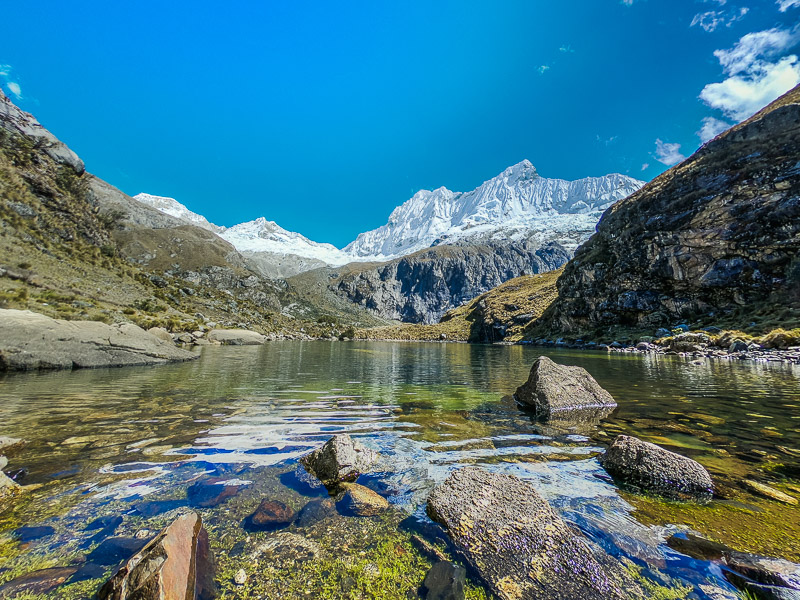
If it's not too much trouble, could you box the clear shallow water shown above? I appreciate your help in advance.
[1,342,799,598]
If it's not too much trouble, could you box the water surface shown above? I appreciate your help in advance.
[1,342,799,598]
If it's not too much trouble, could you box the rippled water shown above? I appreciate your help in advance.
[1,342,799,598]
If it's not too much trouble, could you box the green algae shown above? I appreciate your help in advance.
[629,493,800,561]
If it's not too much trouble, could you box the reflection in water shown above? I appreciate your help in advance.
[0,341,799,598]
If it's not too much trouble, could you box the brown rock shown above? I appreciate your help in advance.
[0,566,78,596]
[340,483,389,516]
[97,511,215,600]
[244,499,295,530]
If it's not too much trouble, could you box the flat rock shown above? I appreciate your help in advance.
[744,480,799,505]
[206,328,266,345]
[514,356,617,420]
[299,434,378,485]
[339,483,389,516]
[0,309,197,371]
[599,435,714,501]
[0,566,79,597]
[426,466,630,600]
[244,499,296,531]
[421,561,466,600]
[97,512,215,600]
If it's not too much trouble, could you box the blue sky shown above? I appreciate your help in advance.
[2,0,799,247]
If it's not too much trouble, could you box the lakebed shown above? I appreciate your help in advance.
[0,341,799,599]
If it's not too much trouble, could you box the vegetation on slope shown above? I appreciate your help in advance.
[356,268,562,342]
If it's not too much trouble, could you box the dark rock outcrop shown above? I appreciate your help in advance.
[540,85,800,334]
[420,561,466,600]
[97,512,215,600]
[333,241,570,324]
[0,309,197,371]
[299,434,378,485]
[599,435,714,501]
[514,356,617,420]
[426,466,631,600]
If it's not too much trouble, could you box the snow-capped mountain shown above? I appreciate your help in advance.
[133,160,644,275]
[133,193,225,233]
[345,160,644,259]
[220,218,352,266]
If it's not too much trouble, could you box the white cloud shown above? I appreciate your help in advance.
[699,26,800,122]
[641,163,650,171]
[692,11,724,32]
[6,82,22,99]
[714,27,800,75]
[778,0,800,11]
[0,64,23,99]
[697,116,732,142]
[620,0,634,5]
[559,44,574,53]
[538,65,550,74]
[654,139,686,165]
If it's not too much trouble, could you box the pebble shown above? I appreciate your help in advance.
[234,569,247,585]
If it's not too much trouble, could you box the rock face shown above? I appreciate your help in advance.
[0,309,197,371]
[514,356,617,420]
[332,241,570,324]
[206,329,266,345]
[97,512,215,600]
[299,434,378,485]
[599,435,714,501]
[426,466,630,600]
[540,85,800,334]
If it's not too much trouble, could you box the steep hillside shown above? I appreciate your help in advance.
[327,241,569,323]
[536,84,800,338]
[0,89,371,335]
[357,269,562,342]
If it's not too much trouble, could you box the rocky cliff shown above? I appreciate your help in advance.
[539,84,800,336]
[330,240,569,323]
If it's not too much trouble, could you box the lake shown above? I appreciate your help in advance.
[1,341,799,599]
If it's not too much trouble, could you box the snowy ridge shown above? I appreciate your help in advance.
[133,193,225,234]
[133,160,644,269]
[344,160,644,258]
[219,218,353,266]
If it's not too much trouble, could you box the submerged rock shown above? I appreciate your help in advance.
[0,470,21,501]
[243,499,296,531]
[295,497,336,527]
[426,466,631,600]
[206,328,266,345]
[0,566,79,597]
[0,436,26,454]
[0,309,197,371]
[743,480,799,506]
[339,483,390,516]
[97,512,215,600]
[187,477,245,508]
[299,434,378,485]
[514,356,617,420]
[599,435,714,501]
[421,561,466,600]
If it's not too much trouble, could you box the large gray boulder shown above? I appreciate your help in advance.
[426,467,631,600]
[299,434,378,486]
[0,309,197,371]
[97,512,215,600]
[599,435,714,501]
[514,356,617,419]
[206,328,266,345]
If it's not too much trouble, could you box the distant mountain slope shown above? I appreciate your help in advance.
[134,193,225,233]
[345,160,644,259]
[537,84,800,336]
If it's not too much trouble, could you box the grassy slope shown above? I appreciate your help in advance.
[0,130,354,337]
[357,268,562,342]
